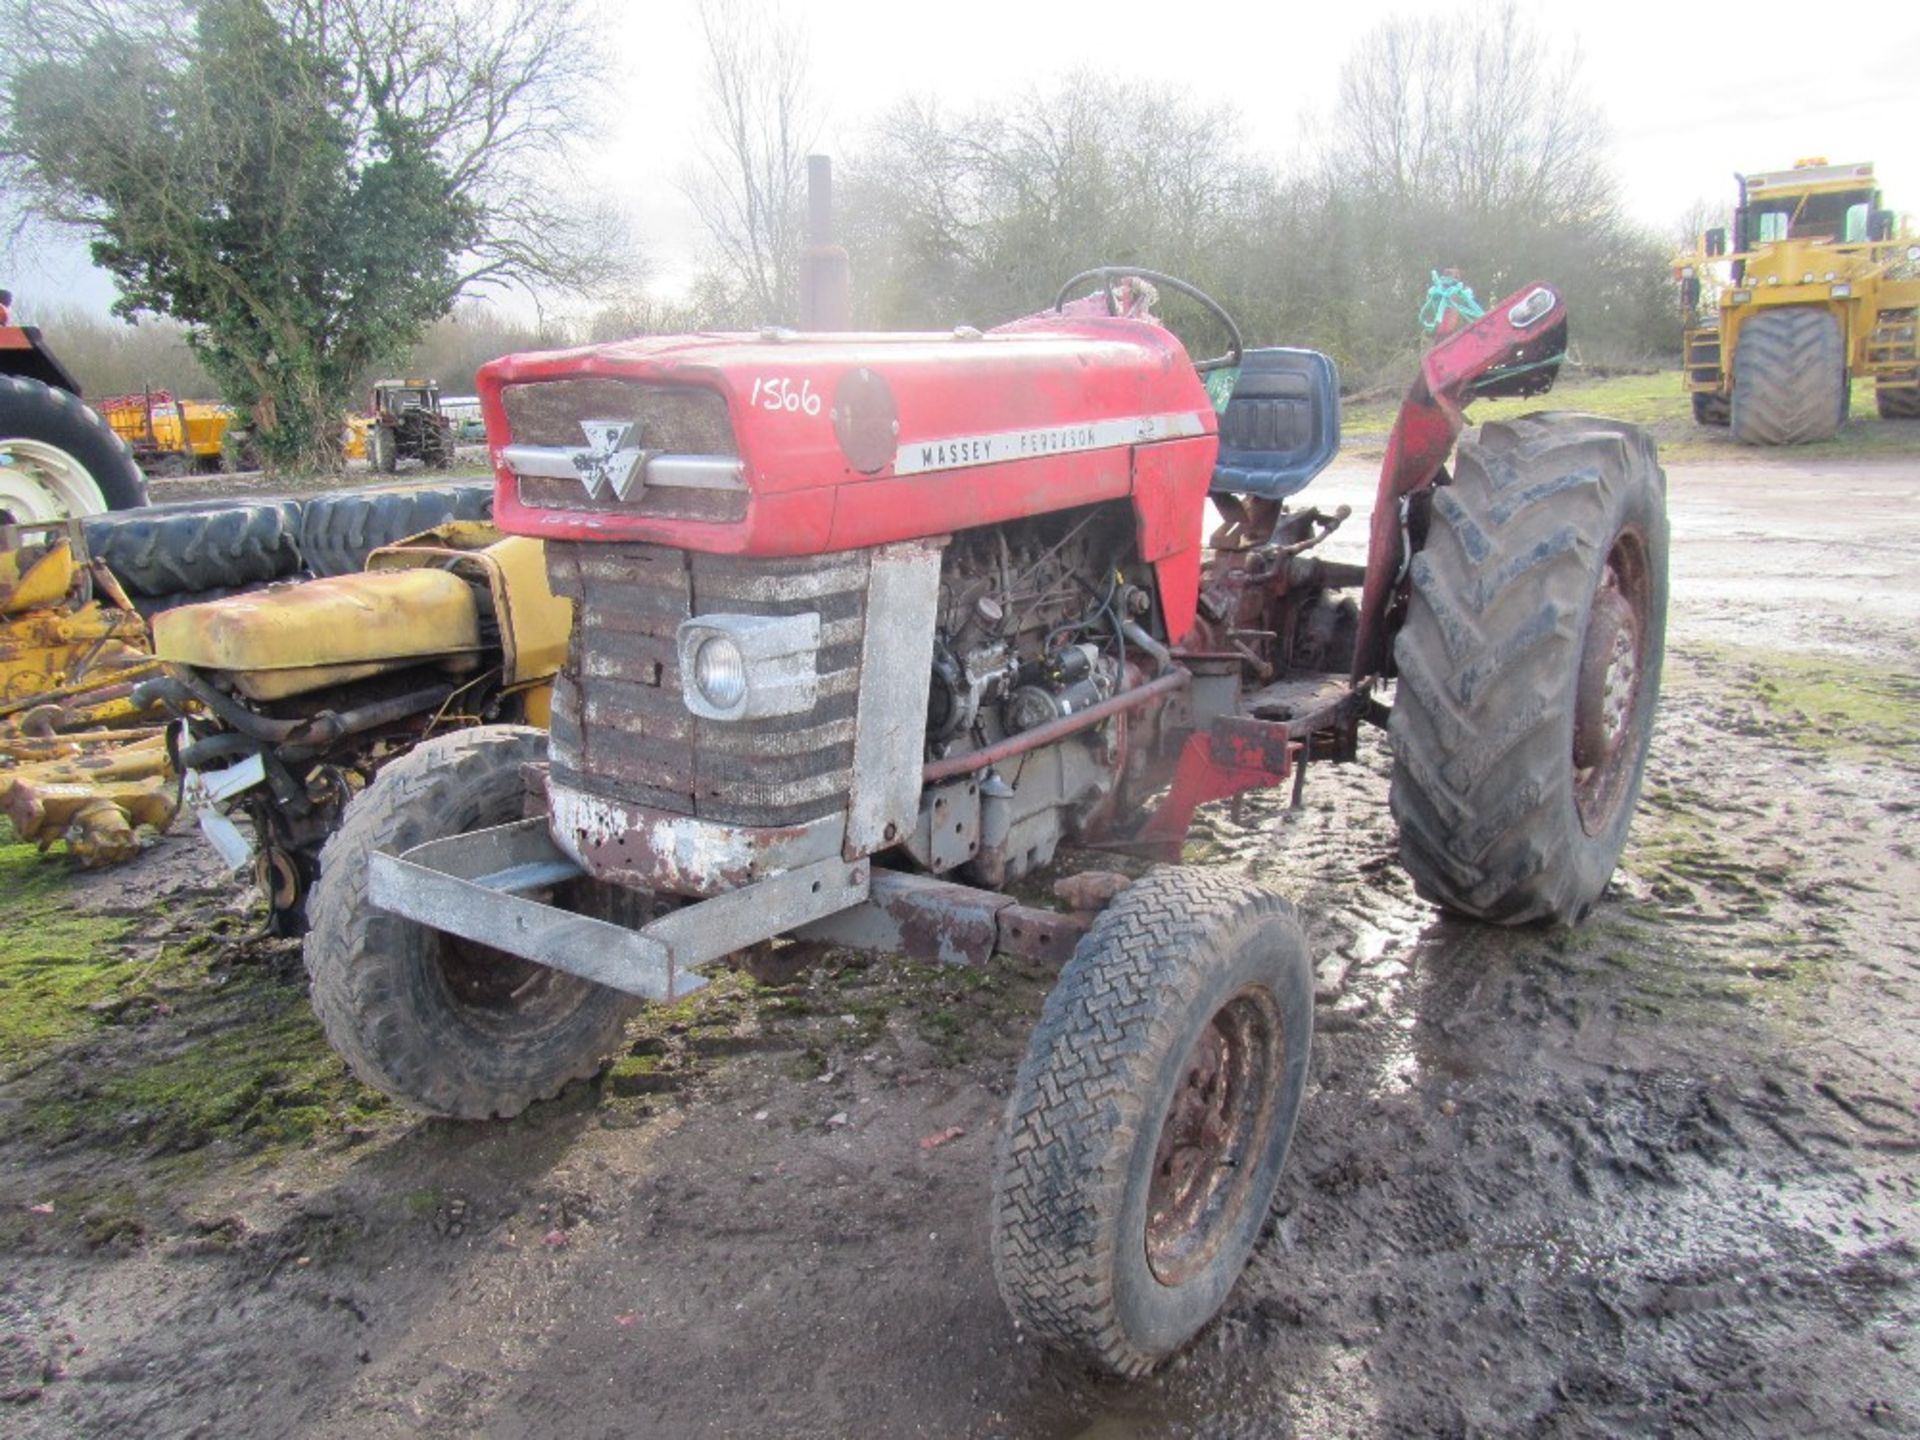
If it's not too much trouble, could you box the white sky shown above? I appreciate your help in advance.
[10,0,1920,321]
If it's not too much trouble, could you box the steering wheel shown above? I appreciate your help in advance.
[1052,266,1244,373]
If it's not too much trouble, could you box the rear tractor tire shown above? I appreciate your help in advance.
[367,424,398,474]
[1389,413,1669,925]
[990,867,1313,1376]
[304,725,640,1119]
[1730,306,1846,445]
[0,375,149,521]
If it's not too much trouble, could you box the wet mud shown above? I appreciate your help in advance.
[1,455,1915,1437]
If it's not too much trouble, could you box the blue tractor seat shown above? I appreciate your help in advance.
[1210,347,1341,500]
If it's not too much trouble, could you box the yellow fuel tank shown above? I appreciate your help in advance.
[154,568,481,701]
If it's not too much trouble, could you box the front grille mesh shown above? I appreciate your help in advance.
[502,378,746,522]
[545,542,868,828]
[502,379,736,451]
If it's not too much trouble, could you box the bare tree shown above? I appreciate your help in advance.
[1334,0,1611,223]
[683,0,814,324]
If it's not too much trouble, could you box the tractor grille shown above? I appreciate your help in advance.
[545,542,867,828]
[502,379,747,522]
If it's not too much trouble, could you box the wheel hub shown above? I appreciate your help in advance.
[1145,987,1281,1287]
[0,439,110,522]
[1574,584,1639,770]
[1573,533,1653,834]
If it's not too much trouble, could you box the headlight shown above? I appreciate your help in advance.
[1908,245,1920,262]
[694,635,747,710]
[676,612,821,721]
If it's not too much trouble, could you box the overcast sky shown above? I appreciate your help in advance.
[8,0,1919,323]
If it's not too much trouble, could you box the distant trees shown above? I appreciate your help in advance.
[29,308,214,399]
[682,0,814,326]
[831,2,1675,383]
[0,0,630,468]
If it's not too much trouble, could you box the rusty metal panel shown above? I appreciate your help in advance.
[795,869,1010,967]
[1210,714,1295,774]
[995,904,1088,966]
[909,777,981,873]
[546,540,869,828]
[845,540,943,857]
[546,778,843,896]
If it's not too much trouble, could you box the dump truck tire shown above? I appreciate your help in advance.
[990,867,1313,1376]
[305,725,639,1119]
[1730,307,1846,444]
[1690,391,1730,427]
[297,481,492,577]
[1876,384,1920,419]
[1389,413,1668,925]
[0,375,148,520]
[84,498,302,597]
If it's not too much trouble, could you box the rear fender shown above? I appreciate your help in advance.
[1350,283,1569,679]
[0,327,82,395]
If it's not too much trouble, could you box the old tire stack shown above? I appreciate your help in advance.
[1389,413,1669,925]
[304,726,641,1119]
[83,498,303,602]
[297,482,492,577]
[1729,307,1847,445]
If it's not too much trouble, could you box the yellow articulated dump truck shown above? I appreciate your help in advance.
[1676,159,1920,444]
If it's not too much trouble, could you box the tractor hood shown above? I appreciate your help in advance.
[478,318,1217,557]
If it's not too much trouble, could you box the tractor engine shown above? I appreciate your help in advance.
[919,504,1151,884]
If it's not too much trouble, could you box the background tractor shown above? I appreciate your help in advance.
[0,312,150,521]
[1678,159,1920,443]
[366,379,456,472]
[294,271,1667,1377]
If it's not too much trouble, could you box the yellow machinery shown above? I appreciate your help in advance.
[97,390,236,476]
[1677,159,1920,443]
[144,523,568,928]
[1,521,176,863]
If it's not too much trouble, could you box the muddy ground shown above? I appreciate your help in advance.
[2,450,1916,1438]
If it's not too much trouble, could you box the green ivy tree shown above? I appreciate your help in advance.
[2,0,626,469]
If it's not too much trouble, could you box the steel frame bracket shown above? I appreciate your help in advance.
[369,817,871,1001]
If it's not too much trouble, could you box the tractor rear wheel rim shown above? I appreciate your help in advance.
[1146,985,1282,1287]
[1573,529,1652,834]
[0,439,110,522]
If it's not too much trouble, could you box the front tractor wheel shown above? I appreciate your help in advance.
[304,725,639,1119]
[1390,413,1668,925]
[990,868,1313,1376]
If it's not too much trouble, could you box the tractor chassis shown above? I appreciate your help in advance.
[366,678,1347,995]
[363,285,1561,998]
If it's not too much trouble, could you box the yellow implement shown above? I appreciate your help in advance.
[153,567,483,702]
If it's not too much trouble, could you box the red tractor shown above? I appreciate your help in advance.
[303,269,1666,1375]
[0,311,149,522]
